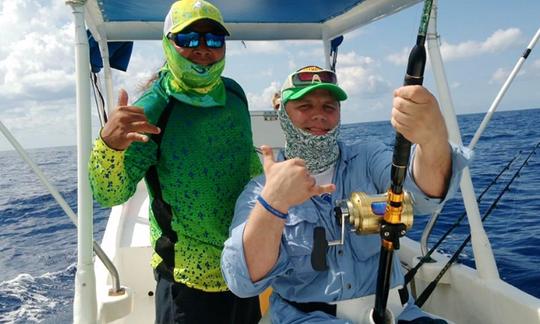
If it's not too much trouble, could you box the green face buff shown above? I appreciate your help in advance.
[161,36,226,107]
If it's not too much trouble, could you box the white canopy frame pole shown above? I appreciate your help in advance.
[322,29,332,70]
[0,121,79,224]
[469,27,540,150]
[97,32,115,115]
[426,0,499,279]
[67,0,98,322]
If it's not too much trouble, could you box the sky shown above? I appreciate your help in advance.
[0,0,539,151]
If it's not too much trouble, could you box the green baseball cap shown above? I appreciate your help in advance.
[163,0,230,36]
[281,65,348,106]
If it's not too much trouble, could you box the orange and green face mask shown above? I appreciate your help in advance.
[161,36,226,107]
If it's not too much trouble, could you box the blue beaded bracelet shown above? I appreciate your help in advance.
[256,195,288,220]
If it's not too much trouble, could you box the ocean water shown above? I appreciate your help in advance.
[1,108,539,322]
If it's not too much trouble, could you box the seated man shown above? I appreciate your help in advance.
[221,65,469,323]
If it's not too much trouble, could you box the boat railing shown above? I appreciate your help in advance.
[0,120,124,294]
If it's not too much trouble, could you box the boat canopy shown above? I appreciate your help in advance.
[85,0,421,41]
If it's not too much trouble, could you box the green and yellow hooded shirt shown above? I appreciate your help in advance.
[88,72,261,291]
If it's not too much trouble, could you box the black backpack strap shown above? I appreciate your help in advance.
[145,99,176,277]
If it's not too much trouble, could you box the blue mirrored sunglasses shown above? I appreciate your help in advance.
[169,32,225,49]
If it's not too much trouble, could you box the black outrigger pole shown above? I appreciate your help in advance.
[372,1,433,323]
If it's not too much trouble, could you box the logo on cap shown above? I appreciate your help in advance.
[300,66,324,72]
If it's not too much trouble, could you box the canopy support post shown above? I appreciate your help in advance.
[97,32,115,115]
[426,0,499,279]
[67,1,98,322]
[322,30,332,70]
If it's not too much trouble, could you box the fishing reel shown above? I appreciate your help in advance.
[311,191,414,271]
[336,191,413,235]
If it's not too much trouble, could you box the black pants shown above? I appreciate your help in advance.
[154,272,261,324]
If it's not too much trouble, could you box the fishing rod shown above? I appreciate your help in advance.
[400,150,521,293]
[415,141,540,307]
[372,0,433,322]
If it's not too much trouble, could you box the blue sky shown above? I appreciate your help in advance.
[0,0,539,151]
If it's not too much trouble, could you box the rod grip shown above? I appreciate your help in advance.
[404,41,427,86]
[391,133,411,194]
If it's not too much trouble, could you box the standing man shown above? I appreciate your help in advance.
[89,1,261,323]
[222,65,470,323]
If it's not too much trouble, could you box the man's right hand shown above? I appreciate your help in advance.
[243,146,335,282]
[259,145,335,213]
[100,89,161,151]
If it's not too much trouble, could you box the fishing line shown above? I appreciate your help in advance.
[415,141,540,307]
[90,72,108,127]
[401,150,521,288]
[503,113,540,225]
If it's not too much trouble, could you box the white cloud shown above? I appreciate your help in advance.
[288,59,297,70]
[112,42,164,101]
[339,51,375,67]
[441,28,522,61]
[0,1,537,149]
[326,51,392,122]
[0,0,74,105]
[246,81,280,111]
[0,1,37,49]
[287,40,323,59]
[386,47,410,66]
[489,65,527,84]
[482,28,522,52]
[227,41,286,56]
[386,28,523,66]
[336,51,390,97]
[260,68,274,77]
[0,0,78,150]
[2,100,74,131]
[338,65,390,96]
[343,29,366,41]
[489,67,510,84]
[0,98,77,149]
[295,47,324,59]
[0,1,164,149]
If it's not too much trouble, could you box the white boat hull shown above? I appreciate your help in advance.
[94,181,540,323]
